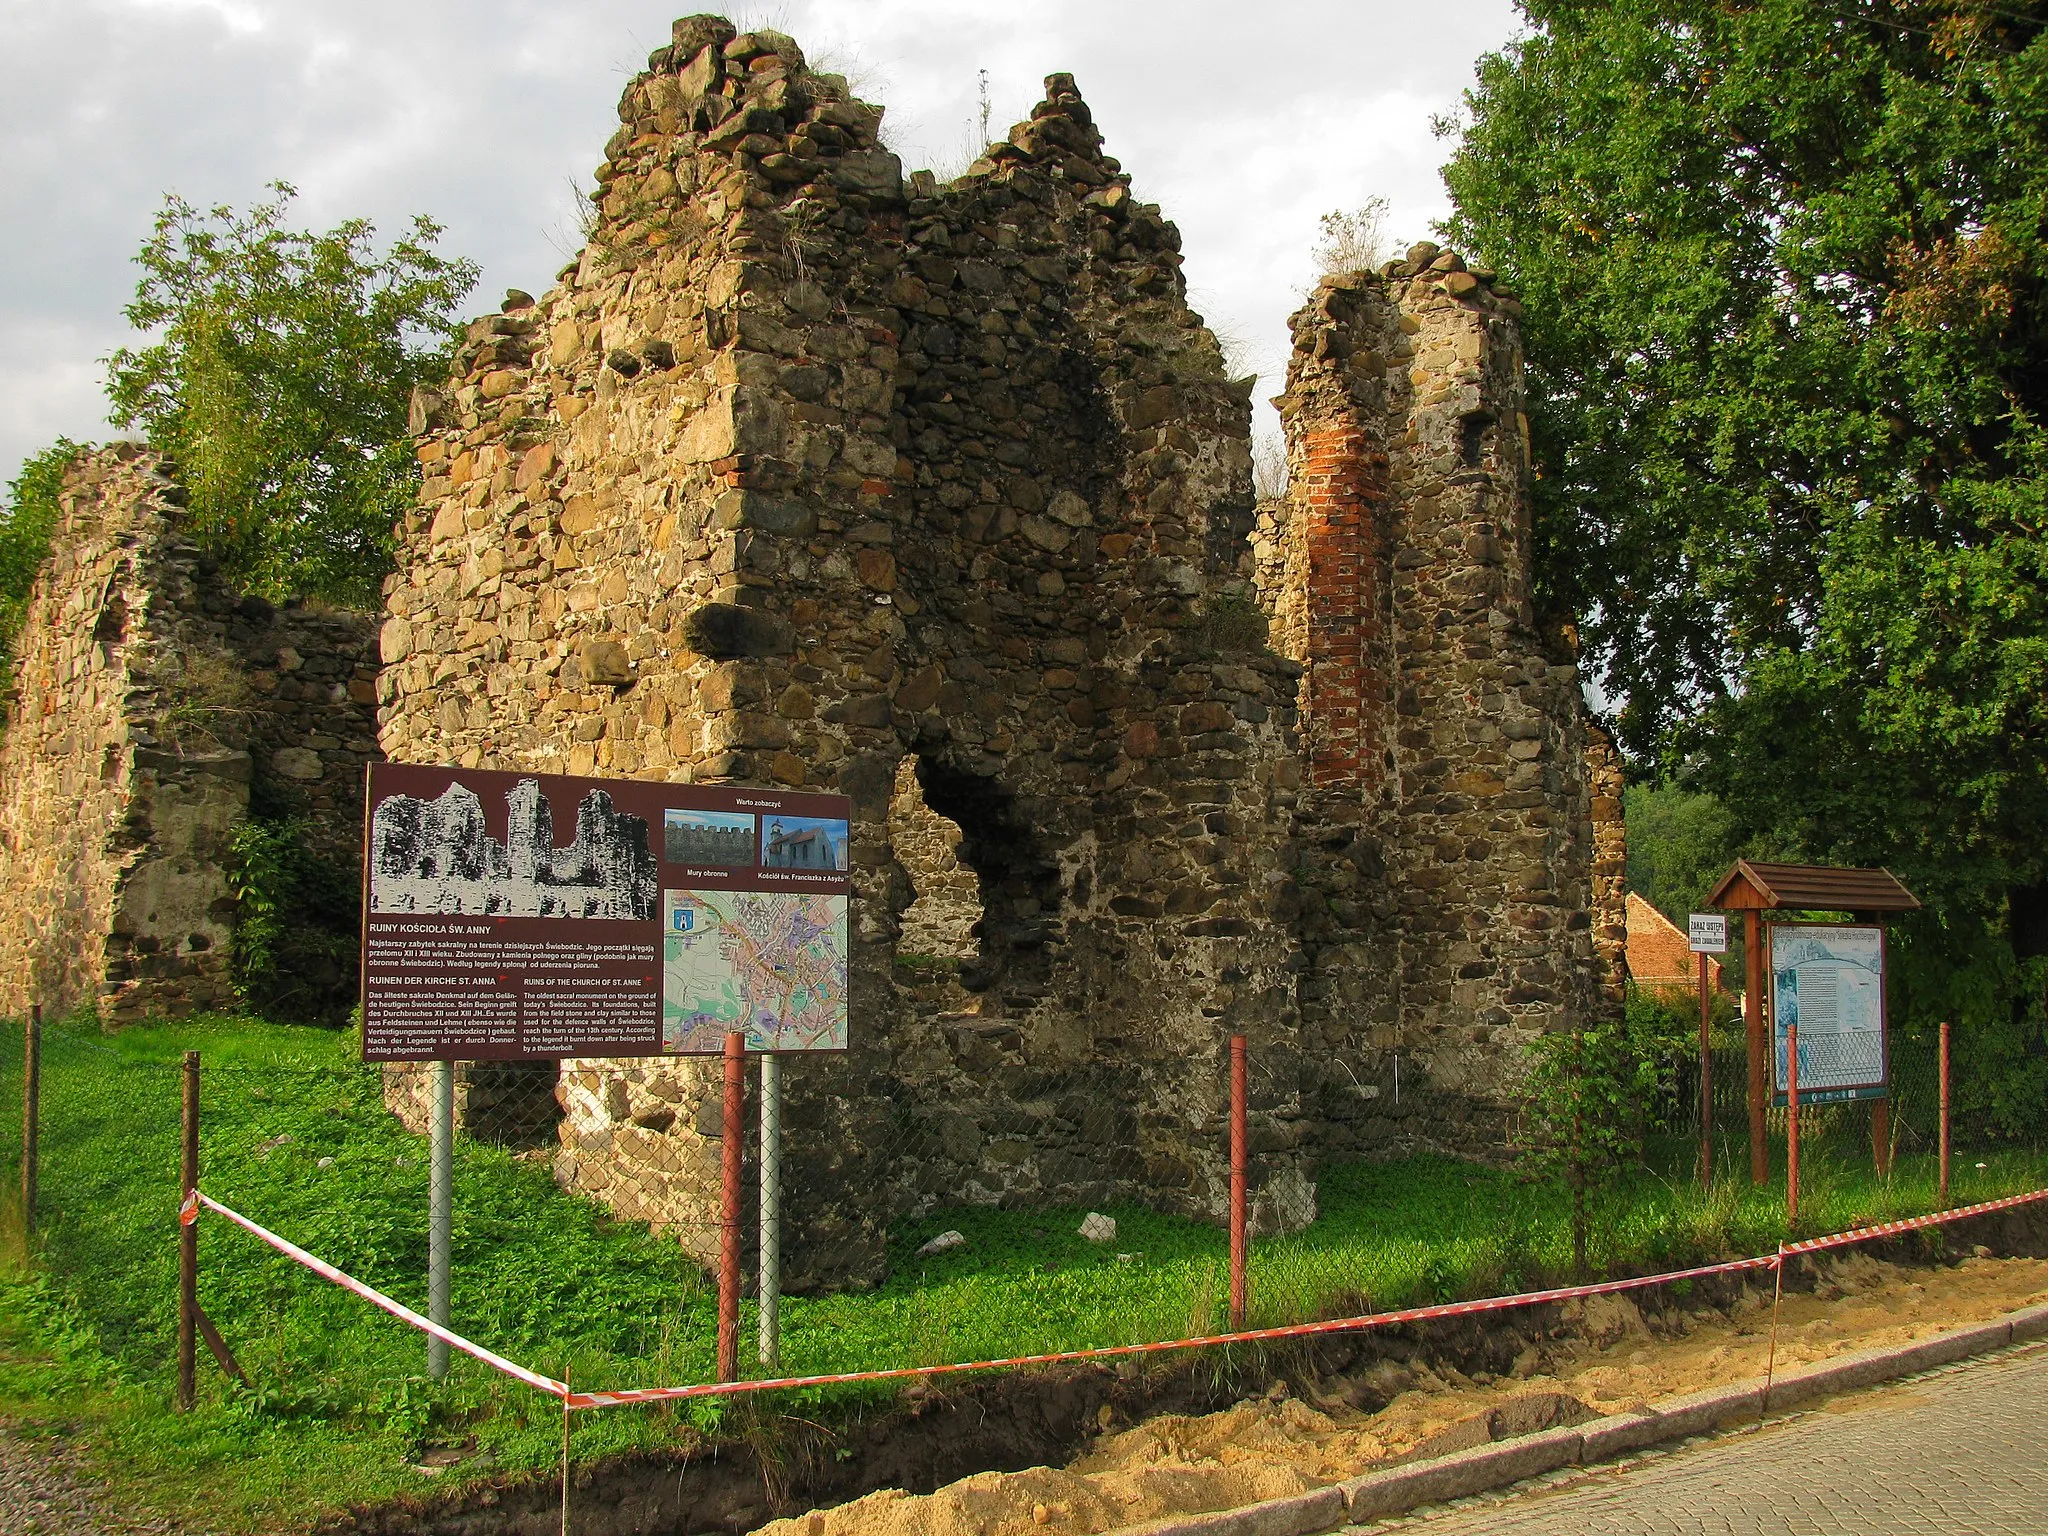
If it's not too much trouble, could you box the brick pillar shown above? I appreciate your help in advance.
[1298,423,1389,789]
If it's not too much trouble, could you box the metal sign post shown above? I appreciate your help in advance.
[758,1052,782,1367]
[718,1032,745,1384]
[428,1058,453,1379]
[1688,915,1726,1187]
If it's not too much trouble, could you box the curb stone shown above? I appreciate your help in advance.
[1762,1318,2011,1410]
[1122,1301,2048,1536]
[1342,1427,1584,1522]
[1120,1487,1347,1536]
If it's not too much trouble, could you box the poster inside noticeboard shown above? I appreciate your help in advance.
[360,764,849,1062]
[1768,922,1888,1105]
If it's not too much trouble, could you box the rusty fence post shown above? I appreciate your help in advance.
[1939,1021,1952,1209]
[1785,1022,1800,1229]
[1228,1034,1247,1331]
[21,1005,40,1241]
[718,1031,745,1384]
[178,1049,199,1410]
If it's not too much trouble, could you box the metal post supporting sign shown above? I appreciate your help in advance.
[1688,915,1726,1187]
[759,1052,782,1368]
[429,1058,453,1379]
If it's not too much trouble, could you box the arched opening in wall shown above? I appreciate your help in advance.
[904,754,1064,1010]
[888,758,980,963]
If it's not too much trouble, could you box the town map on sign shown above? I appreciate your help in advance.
[661,889,848,1052]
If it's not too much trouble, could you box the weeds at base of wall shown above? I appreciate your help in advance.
[225,817,359,1024]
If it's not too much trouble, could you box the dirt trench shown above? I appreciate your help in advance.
[316,1203,2048,1536]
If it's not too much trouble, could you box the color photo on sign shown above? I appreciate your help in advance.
[360,763,850,1061]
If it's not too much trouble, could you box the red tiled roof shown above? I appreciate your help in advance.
[1626,892,1722,992]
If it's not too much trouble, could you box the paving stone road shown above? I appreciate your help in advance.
[1366,1341,2048,1535]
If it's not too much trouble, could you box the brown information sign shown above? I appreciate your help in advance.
[360,764,850,1062]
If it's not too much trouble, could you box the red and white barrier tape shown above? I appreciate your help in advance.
[561,1254,1782,1409]
[1780,1185,2048,1258]
[181,1181,2048,1414]
[180,1190,568,1400]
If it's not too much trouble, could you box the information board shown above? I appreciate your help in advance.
[1768,922,1888,1105]
[360,764,849,1062]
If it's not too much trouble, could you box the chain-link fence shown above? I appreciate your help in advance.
[1651,1028,1954,1162]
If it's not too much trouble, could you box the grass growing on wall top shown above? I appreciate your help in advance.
[0,1010,2040,1533]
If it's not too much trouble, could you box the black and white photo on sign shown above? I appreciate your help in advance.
[370,777,657,920]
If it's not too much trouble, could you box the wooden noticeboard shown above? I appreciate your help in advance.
[1703,861,1919,1183]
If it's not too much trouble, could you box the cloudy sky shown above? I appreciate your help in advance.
[0,0,1525,493]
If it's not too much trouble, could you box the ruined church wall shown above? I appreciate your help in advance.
[374,13,1632,1283]
[380,18,1322,1285]
[1262,249,1618,1147]
[888,759,979,960]
[0,446,379,1024]
[1586,723,1628,997]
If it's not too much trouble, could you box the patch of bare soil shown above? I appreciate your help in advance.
[0,1421,179,1536]
[758,1250,2048,1536]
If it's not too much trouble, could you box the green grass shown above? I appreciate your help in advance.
[0,1010,2041,1533]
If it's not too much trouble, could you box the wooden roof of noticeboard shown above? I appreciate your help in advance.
[1704,860,1921,913]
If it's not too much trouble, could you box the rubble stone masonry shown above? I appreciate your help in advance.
[1262,252,1620,1117]
[0,14,1627,1290]
[0,446,379,1023]
[377,16,1623,1286]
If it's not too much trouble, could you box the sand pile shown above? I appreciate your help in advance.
[755,1252,2048,1536]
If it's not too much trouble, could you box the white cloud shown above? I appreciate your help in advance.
[0,0,1520,492]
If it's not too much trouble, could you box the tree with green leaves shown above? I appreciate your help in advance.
[1442,0,2048,1135]
[0,440,79,675]
[104,182,477,605]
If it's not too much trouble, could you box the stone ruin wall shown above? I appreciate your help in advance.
[381,16,1320,1285]
[0,16,1633,1296]
[0,445,380,1023]
[1585,724,1628,996]
[376,14,1624,1287]
[1257,252,1625,1138]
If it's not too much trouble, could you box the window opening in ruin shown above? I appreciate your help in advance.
[896,755,1065,1006]
[1459,409,1497,467]
[888,757,980,964]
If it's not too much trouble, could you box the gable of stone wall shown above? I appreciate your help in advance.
[381,20,1323,1286]
[374,13,1628,1285]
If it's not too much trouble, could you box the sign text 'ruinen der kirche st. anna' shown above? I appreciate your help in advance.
[360,764,850,1062]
